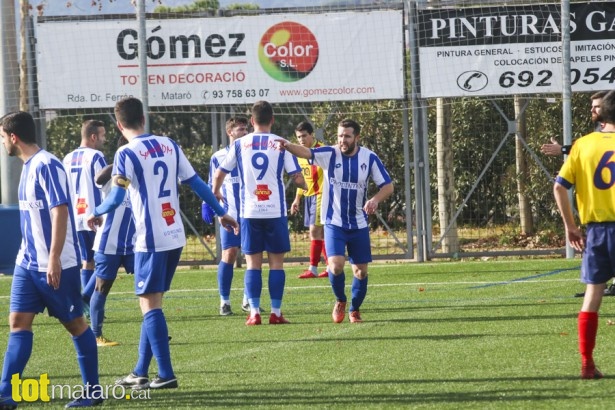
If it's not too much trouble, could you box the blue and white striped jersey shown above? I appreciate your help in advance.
[63,147,106,231]
[92,178,135,255]
[312,146,392,230]
[219,133,301,219]
[17,150,80,271]
[208,146,241,220]
[113,134,196,252]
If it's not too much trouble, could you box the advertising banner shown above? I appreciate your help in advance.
[418,3,615,98]
[36,10,405,108]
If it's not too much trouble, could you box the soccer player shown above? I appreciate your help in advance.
[202,116,249,316]
[63,119,107,313]
[212,100,306,326]
[290,121,329,279]
[541,91,615,298]
[553,89,615,380]
[277,119,394,323]
[90,135,135,347]
[0,111,101,408]
[87,97,238,390]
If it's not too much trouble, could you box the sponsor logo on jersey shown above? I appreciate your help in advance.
[254,184,272,201]
[76,198,88,215]
[19,200,44,210]
[161,202,176,225]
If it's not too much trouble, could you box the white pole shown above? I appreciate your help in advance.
[137,0,150,133]
[0,2,22,205]
[561,0,574,259]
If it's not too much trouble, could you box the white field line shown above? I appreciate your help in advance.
[0,278,580,299]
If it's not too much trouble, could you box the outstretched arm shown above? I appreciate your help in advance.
[540,137,564,157]
[86,175,128,230]
[276,139,313,159]
[187,175,238,234]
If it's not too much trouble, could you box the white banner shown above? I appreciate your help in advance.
[35,10,405,108]
[418,3,615,98]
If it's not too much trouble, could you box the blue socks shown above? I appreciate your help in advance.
[329,271,347,302]
[72,327,99,396]
[269,269,285,309]
[143,309,174,380]
[80,269,94,292]
[351,276,368,311]
[90,290,106,337]
[82,274,96,300]
[245,269,262,309]
[217,261,234,301]
[134,320,153,377]
[0,331,33,398]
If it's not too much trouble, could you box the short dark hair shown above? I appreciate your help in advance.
[251,100,273,126]
[114,97,144,130]
[338,119,360,136]
[81,119,105,140]
[226,116,249,132]
[295,121,313,134]
[0,111,36,144]
[591,90,608,100]
[599,90,615,124]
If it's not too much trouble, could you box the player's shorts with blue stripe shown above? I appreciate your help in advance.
[77,230,96,263]
[94,252,135,281]
[324,225,372,265]
[10,265,83,322]
[582,222,615,284]
[134,247,182,295]
[241,217,291,255]
[221,217,241,250]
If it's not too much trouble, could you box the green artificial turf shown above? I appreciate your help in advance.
[0,258,612,409]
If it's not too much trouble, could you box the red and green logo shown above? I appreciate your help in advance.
[258,22,319,83]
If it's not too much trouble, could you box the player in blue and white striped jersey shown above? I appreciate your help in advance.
[87,97,238,391]
[89,136,136,347]
[213,101,306,326]
[63,120,107,307]
[277,119,394,324]
[0,111,101,408]
[203,116,249,316]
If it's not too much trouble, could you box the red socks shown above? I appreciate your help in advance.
[310,240,323,266]
[578,311,599,367]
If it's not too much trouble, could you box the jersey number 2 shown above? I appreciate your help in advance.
[154,161,171,198]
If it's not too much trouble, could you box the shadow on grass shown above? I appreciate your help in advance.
[98,381,602,408]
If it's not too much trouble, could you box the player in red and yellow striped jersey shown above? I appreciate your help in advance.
[554,89,615,380]
[290,122,328,279]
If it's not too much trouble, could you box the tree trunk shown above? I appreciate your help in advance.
[514,95,534,235]
[436,98,459,254]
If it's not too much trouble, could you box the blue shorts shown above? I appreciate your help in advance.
[134,248,182,295]
[303,195,323,228]
[221,217,241,250]
[581,222,615,284]
[324,225,372,265]
[10,265,83,322]
[77,230,96,263]
[94,252,135,281]
[241,217,291,255]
